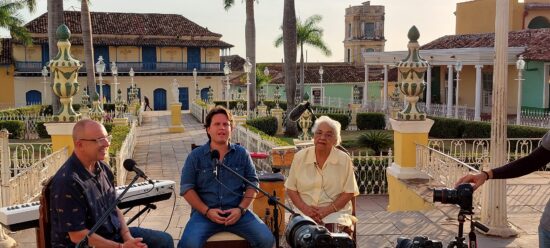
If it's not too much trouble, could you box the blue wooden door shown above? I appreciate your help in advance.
[153,88,167,110]
[178,87,189,110]
[200,88,209,102]
[41,44,49,67]
[127,87,142,103]
[142,46,157,71]
[96,84,111,103]
[26,90,42,105]
[187,47,201,71]
[94,46,110,71]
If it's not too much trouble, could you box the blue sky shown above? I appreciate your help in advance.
[2,0,465,62]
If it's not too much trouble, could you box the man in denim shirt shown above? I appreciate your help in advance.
[178,106,274,248]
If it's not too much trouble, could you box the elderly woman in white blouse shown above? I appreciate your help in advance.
[284,116,359,235]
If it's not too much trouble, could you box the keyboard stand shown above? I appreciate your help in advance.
[123,203,157,226]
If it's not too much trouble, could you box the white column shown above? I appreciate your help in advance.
[364,64,369,108]
[516,69,523,125]
[481,0,517,237]
[383,65,388,111]
[474,65,483,121]
[455,69,460,118]
[426,65,432,112]
[446,65,454,117]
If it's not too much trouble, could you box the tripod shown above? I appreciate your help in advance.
[447,210,489,248]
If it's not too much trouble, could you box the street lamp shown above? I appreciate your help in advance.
[111,62,118,104]
[193,68,198,100]
[95,56,106,103]
[454,61,463,118]
[243,57,252,117]
[516,55,525,125]
[263,66,269,104]
[224,62,232,108]
[319,66,324,105]
[41,66,49,105]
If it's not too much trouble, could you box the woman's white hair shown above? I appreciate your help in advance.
[311,115,342,145]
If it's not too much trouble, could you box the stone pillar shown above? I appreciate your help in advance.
[271,108,284,135]
[257,105,267,117]
[233,115,247,126]
[350,103,361,126]
[481,0,518,237]
[387,26,434,212]
[474,65,483,121]
[0,130,15,247]
[363,64,369,108]
[45,122,77,155]
[446,65,454,117]
[383,65,388,111]
[169,103,184,133]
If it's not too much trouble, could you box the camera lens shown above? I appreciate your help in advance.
[433,184,474,212]
[433,188,458,205]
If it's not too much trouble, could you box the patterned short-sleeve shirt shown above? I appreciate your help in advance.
[49,153,120,247]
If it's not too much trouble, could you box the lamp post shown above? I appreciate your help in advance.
[129,67,135,103]
[516,55,525,125]
[243,57,252,117]
[224,62,231,108]
[95,56,106,103]
[111,62,118,104]
[319,66,324,105]
[193,68,198,100]
[41,66,49,105]
[263,66,270,105]
[454,61,463,118]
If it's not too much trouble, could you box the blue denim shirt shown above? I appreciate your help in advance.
[180,142,259,214]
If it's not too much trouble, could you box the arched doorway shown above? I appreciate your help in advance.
[200,88,209,102]
[153,88,167,110]
[26,90,42,105]
[96,84,111,103]
[528,16,550,29]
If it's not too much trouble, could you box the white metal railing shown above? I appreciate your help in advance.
[191,101,207,123]
[110,121,138,185]
[2,147,67,206]
[416,144,482,209]
[350,150,392,195]
[8,143,53,175]
[231,125,280,172]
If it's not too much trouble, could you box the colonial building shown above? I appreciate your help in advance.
[0,39,15,108]
[2,11,233,109]
[344,1,386,65]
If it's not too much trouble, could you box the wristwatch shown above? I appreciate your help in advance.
[238,206,247,215]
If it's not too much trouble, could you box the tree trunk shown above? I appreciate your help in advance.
[81,0,96,97]
[283,0,298,136]
[47,0,63,113]
[245,0,256,110]
[299,42,304,102]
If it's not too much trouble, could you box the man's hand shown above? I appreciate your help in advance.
[206,208,228,224]
[122,237,147,248]
[223,208,242,226]
[455,173,487,190]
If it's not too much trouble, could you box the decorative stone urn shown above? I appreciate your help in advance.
[47,24,82,122]
[89,92,105,123]
[396,26,429,121]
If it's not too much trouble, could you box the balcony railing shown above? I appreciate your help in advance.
[14,61,223,73]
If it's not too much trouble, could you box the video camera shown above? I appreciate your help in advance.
[285,214,355,248]
[396,236,442,248]
[433,183,473,213]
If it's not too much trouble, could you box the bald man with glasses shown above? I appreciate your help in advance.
[48,119,173,248]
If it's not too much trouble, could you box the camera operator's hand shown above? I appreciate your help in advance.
[223,208,241,226]
[455,171,490,190]
[206,208,228,224]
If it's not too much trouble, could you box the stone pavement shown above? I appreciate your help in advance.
[8,111,547,247]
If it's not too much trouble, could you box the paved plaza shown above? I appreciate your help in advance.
[9,111,549,247]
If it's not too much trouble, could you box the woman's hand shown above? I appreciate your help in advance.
[301,204,321,222]
[315,206,334,220]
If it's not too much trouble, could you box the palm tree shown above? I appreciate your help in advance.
[81,0,96,97]
[282,0,298,136]
[0,0,35,45]
[48,0,63,112]
[275,14,331,102]
[223,0,257,110]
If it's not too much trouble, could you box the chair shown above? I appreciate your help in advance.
[36,177,54,248]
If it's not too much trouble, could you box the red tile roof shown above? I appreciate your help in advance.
[30,37,233,48]
[0,39,13,65]
[25,11,224,37]
[221,55,245,71]
[421,28,550,61]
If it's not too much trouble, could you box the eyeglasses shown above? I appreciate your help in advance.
[80,135,112,145]
[314,131,334,139]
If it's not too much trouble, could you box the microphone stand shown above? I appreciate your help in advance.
[217,162,295,248]
[75,174,141,248]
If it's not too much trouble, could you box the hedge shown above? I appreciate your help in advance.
[246,116,278,136]
[0,120,25,139]
[108,125,130,156]
[428,116,549,139]
[357,113,385,130]
[315,113,350,131]
[211,100,288,112]
[36,122,50,138]
[429,116,465,138]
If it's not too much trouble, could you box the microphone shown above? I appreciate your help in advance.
[288,101,311,122]
[211,150,220,178]
[123,159,154,184]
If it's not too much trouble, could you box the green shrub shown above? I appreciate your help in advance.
[104,123,114,134]
[0,120,25,139]
[242,124,290,146]
[263,101,287,111]
[429,117,549,139]
[246,116,278,136]
[315,113,351,131]
[36,121,50,138]
[108,125,130,156]
[428,116,465,138]
[507,125,549,138]
[357,113,385,130]
[357,131,393,154]
[462,121,491,138]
